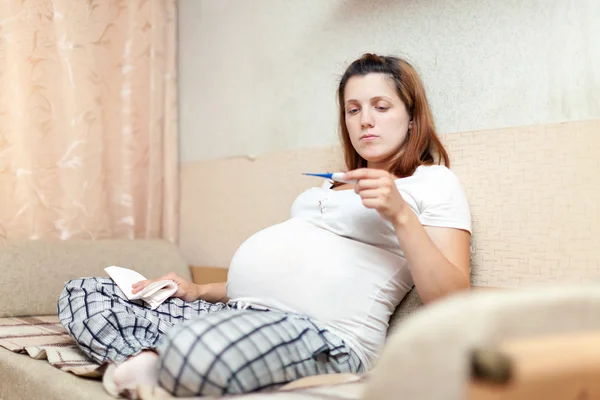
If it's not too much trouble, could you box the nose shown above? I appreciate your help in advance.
[360,108,374,129]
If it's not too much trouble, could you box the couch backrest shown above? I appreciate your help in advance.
[0,239,190,317]
[181,119,600,291]
[444,119,600,287]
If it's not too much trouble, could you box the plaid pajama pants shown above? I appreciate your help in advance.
[57,277,364,397]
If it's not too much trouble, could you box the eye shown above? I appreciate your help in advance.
[346,108,359,115]
[376,106,389,111]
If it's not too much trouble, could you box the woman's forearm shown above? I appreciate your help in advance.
[393,211,470,304]
[196,282,229,303]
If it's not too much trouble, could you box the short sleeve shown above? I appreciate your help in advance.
[417,168,472,234]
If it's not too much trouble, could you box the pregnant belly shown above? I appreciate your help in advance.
[227,219,339,305]
[226,218,404,319]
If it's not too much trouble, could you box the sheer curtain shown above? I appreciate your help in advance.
[0,0,178,242]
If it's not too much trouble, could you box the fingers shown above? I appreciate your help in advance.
[354,179,378,192]
[344,168,389,181]
[353,174,399,212]
[354,175,396,195]
[356,189,381,198]
[356,189,392,212]
[132,272,183,294]
[132,279,151,294]
[164,272,182,283]
[354,177,394,192]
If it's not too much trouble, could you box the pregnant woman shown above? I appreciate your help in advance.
[58,53,472,399]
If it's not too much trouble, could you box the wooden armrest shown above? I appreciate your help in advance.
[469,331,600,399]
[189,266,228,285]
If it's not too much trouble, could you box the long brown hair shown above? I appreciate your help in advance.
[337,53,449,178]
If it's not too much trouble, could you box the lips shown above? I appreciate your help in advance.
[360,134,379,141]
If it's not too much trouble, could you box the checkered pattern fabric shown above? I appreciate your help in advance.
[156,308,363,397]
[57,278,364,397]
[57,278,228,364]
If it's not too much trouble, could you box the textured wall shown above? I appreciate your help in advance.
[178,0,600,163]
[180,120,600,288]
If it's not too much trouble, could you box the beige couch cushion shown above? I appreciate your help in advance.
[0,347,113,400]
[0,239,190,318]
[387,287,423,333]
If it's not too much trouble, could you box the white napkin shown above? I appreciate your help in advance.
[104,266,177,310]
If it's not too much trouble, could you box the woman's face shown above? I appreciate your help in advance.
[343,73,412,170]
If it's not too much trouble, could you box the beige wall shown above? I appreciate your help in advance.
[178,0,600,163]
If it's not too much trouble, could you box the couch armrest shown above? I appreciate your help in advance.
[470,331,600,399]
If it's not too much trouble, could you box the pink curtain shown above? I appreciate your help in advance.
[0,0,179,242]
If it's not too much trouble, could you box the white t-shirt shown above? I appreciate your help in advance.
[226,165,471,369]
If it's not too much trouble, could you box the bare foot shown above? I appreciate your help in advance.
[112,351,159,397]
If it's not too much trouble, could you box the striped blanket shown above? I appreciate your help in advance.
[0,315,102,378]
[0,315,367,399]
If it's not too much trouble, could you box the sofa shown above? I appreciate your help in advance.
[0,238,422,400]
[0,240,192,400]
[1,119,599,400]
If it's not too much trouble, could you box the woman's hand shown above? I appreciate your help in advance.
[132,272,199,302]
[344,168,410,226]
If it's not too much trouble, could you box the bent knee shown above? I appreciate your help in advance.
[156,325,253,397]
[57,278,110,321]
[60,277,111,295]
[58,279,83,305]
[59,278,89,301]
